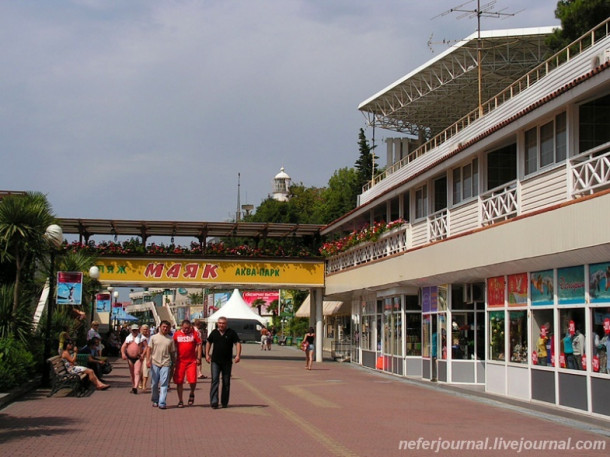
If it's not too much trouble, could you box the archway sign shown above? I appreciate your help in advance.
[94,257,325,289]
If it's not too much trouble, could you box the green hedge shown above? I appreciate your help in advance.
[0,338,36,391]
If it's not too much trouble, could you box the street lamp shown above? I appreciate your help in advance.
[88,266,100,327]
[113,290,119,330]
[107,286,114,333]
[42,224,63,386]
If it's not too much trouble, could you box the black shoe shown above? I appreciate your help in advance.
[211,404,219,409]
[131,387,137,394]
[221,404,228,408]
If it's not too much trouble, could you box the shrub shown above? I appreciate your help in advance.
[0,338,36,391]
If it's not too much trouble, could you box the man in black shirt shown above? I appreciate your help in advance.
[205,316,241,408]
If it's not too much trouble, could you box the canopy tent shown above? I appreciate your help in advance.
[295,295,348,318]
[206,289,267,327]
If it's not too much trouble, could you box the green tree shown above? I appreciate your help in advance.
[316,167,360,223]
[354,128,378,190]
[0,192,56,324]
[547,0,610,52]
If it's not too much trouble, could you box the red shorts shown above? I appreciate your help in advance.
[173,360,198,384]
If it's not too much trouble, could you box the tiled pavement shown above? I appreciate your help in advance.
[1,344,610,457]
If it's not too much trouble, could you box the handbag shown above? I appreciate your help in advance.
[301,341,309,351]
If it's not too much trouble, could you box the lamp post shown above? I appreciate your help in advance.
[113,291,119,330]
[42,224,63,386]
[88,266,100,327]
[107,286,114,334]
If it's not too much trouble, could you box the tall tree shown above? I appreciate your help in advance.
[547,0,610,52]
[0,192,56,321]
[315,167,361,224]
[354,128,378,190]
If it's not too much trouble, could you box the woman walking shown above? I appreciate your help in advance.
[303,327,315,371]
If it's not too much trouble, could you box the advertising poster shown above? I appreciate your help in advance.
[422,287,431,313]
[242,290,279,315]
[590,262,610,303]
[96,293,111,312]
[487,276,505,307]
[530,269,554,306]
[56,271,83,305]
[507,273,528,306]
[557,265,585,305]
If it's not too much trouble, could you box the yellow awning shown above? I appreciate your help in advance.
[295,295,348,318]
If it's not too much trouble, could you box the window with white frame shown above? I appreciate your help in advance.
[452,158,479,205]
[415,185,428,219]
[524,112,567,175]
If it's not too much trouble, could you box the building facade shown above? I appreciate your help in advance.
[322,23,610,418]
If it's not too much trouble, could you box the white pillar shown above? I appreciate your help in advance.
[315,288,324,363]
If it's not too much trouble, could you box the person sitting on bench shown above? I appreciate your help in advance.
[61,340,109,390]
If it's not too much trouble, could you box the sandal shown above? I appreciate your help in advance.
[177,401,184,408]
[188,393,195,406]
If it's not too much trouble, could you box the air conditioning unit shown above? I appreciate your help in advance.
[591,48,610,70]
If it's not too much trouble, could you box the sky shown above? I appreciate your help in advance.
[0,0,560,223]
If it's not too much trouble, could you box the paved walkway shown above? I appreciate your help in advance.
[1,343,610,457]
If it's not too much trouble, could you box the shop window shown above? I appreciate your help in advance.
[452,158,479,205]
[531,309,554,367]
[489,311,505,361]
[509,311,528,363]
[422,314,431,358]
[451,312,475,359]
[591,306,610,375]
[558,308,586,371]
[406,313,422,356]
[524,112,568,175]
[361,315,373,351]
[383,297,402,357]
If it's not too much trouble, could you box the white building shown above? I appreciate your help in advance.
[272,167,291,201]
[322,23,610,418]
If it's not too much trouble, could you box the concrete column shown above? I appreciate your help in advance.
[315,288,324,363]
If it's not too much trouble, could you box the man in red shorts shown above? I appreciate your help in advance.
[173,319,202,407]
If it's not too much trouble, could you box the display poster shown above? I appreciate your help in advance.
[487,276,505,307]
[56,271,83,305]
[507,273,528,306]
[242,291,279,314]
[557,265,585,305]
[590,262,610,303]
[530,269,554,306]
[96,293,111,312]
[422,287,431,313]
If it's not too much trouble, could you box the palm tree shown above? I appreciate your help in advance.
[0,192,56,325]
[251,298,266,315]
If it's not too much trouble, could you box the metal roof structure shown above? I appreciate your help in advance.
[58,218,323,243]
[358,27,555,136]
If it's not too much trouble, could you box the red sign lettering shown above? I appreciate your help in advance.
[202,264,218,279]
[184,263,199,278]
[166,264,181,278]
[144,263,164,278]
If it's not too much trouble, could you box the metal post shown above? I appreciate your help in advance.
[41,250,57,386]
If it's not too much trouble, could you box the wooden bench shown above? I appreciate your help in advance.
[47,355,90,397]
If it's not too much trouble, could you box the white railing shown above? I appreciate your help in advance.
[362,18,610,193]
[570,141,610,197]
[481,181,518,225]
[326,226,408,273]
[428,209,449,241]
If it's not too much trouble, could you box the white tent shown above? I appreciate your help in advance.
[206,289,268,327]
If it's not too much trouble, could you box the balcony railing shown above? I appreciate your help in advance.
[570,141,610,197]
[428,209,449,241]
[481,181,518,225]
[325,226,407,274]
[362,18,610,194]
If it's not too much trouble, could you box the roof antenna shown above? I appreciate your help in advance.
[432,0,521,116]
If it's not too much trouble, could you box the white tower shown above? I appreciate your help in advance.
[272,167,291,202]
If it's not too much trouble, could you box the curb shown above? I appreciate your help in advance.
[0,377,41,411]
